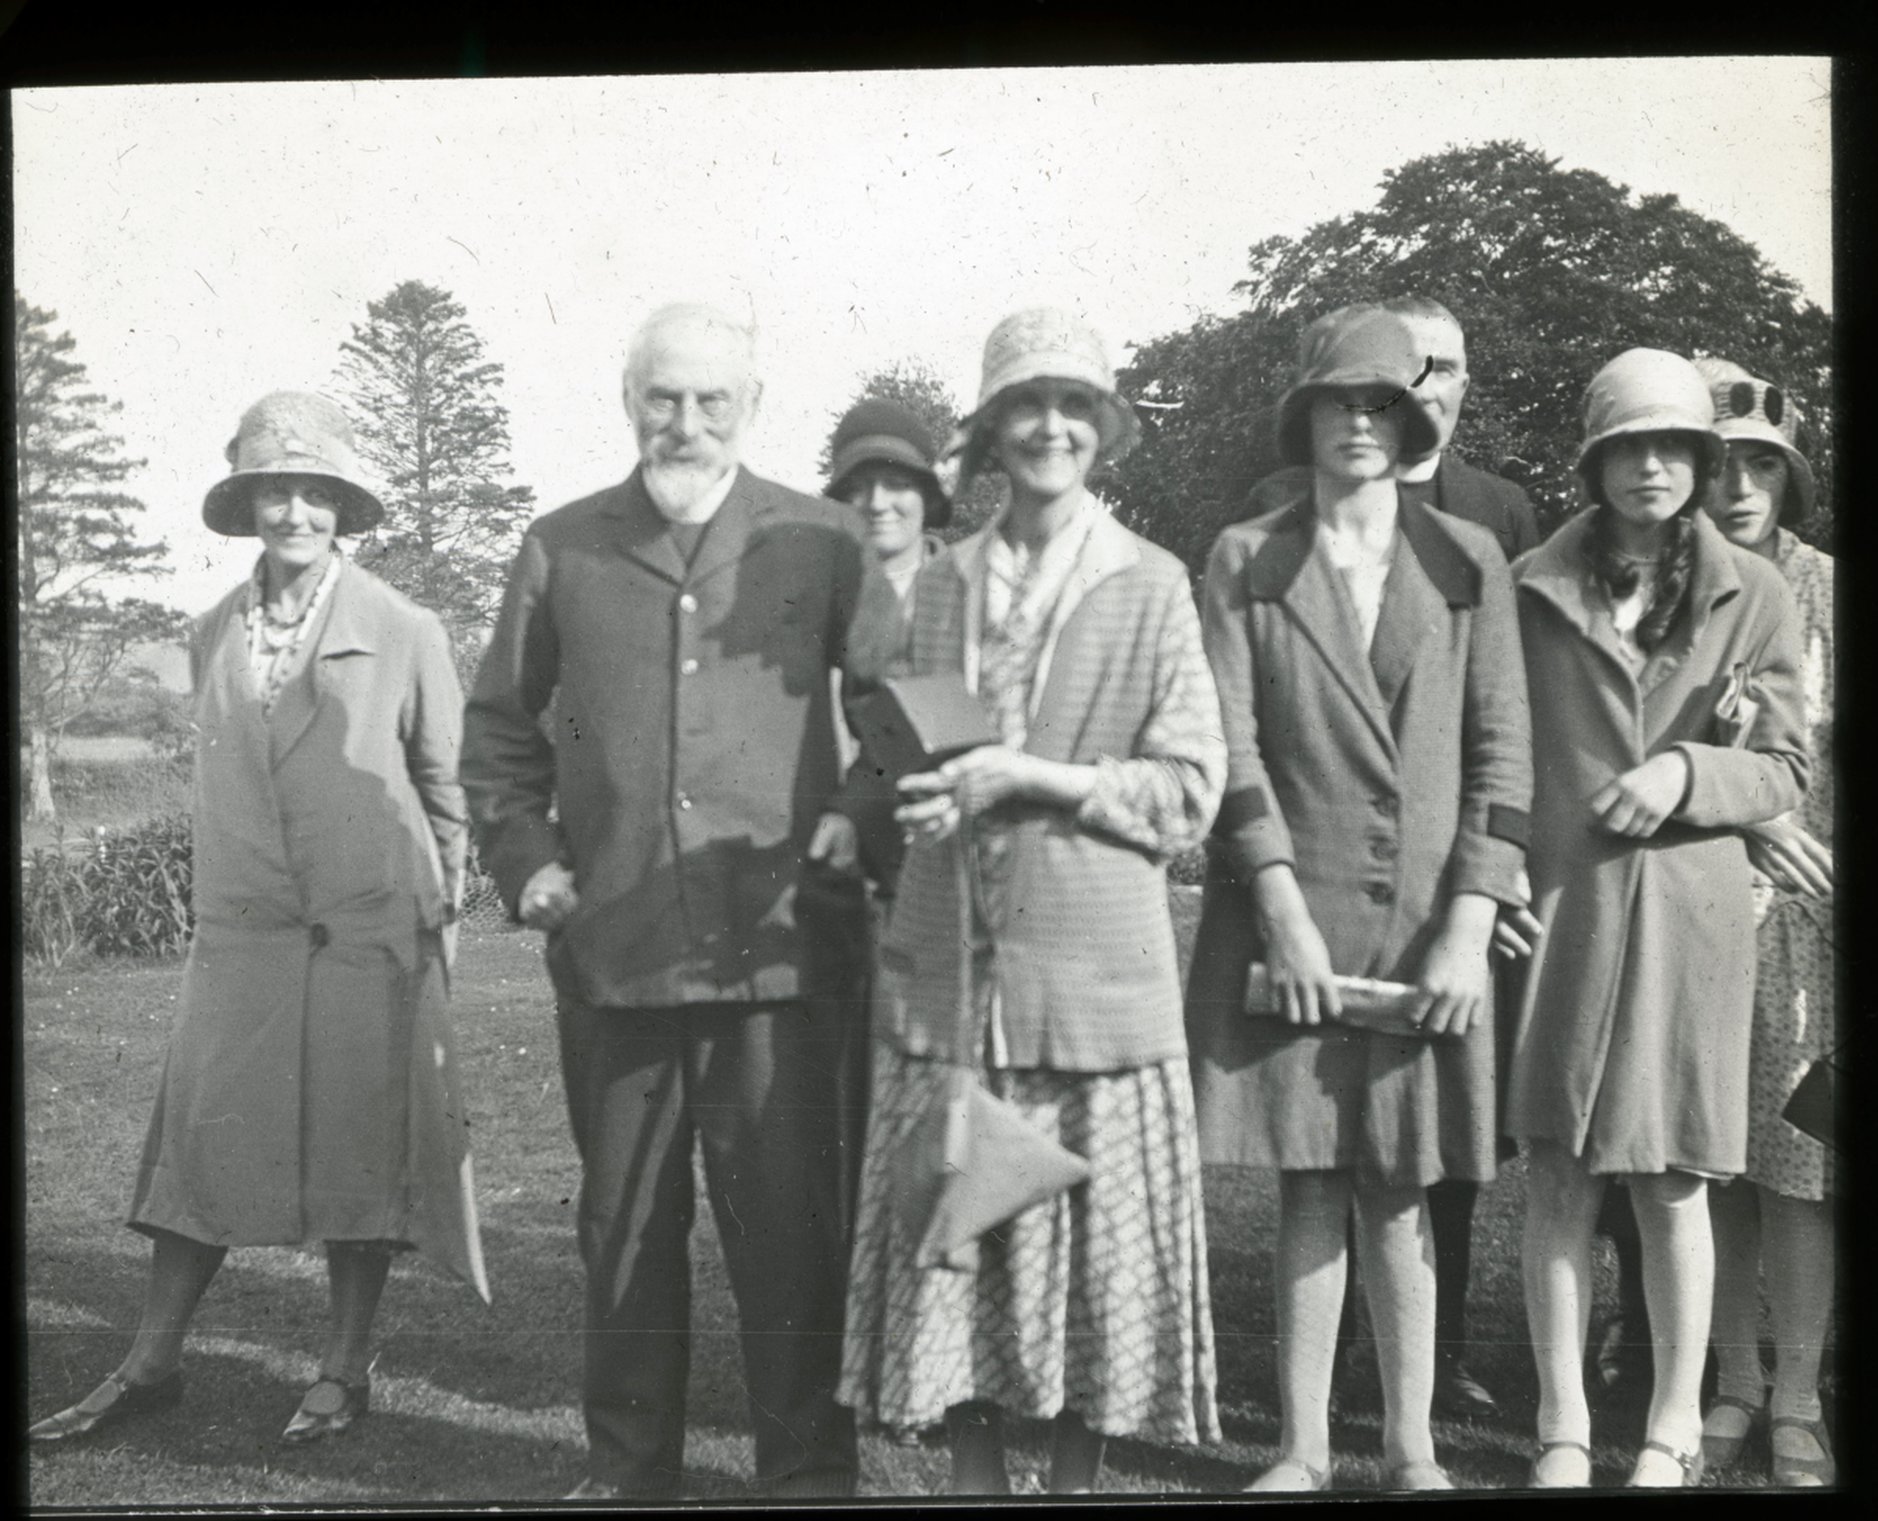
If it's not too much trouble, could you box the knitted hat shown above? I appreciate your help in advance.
[1692,356,1815,527]
[1275,304,1441,468]
[1575,348,1725,490]
[949,308,1141,491]
[825,398,951,529]
[202,391,385,537]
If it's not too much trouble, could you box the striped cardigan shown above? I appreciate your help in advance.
[873,507,1225,1071]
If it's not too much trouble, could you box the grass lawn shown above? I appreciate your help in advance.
[23,892,1827,1502]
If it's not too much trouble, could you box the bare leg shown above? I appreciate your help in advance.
[1521,1141,1605,1482]
[1252,1169,1352,1486]
[1760,1188,1833,1426]
[1354,1179,1437,1469]
[119,1230,228,1383]
[946,1401,1011,1495]
[1628,1170,1712,1478]
[320,1241,392,1384]
[1705,1178,1767,1446]
[1048,1409,1106,1494]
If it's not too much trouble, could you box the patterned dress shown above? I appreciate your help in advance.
[838,505,1220,1447]
[1742,532,1836,1199]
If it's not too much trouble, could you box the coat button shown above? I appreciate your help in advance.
[678,593,698,613]
[309,923,330,949]
[1369,837,1399,861]
[1372,794,1399,817]
[680,657,700,676]
[1365,883,1394,905]
[677,794,693,811]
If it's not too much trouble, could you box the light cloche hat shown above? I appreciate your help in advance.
[1691,356,1814,527]
[947,307,1140,491]
[201,390,386,538]
[1574,349,1725,490]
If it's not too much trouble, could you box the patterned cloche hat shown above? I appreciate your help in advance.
[1692,356,1815,527]
[946,307,1141,492]
[201,391,385,537]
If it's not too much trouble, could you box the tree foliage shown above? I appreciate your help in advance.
[817,358,1004,541]
[15,292,190,821]
[335,280,537,677]
[1110,141,1834,572]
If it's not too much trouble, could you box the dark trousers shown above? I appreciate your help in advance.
[555,997,859,1497]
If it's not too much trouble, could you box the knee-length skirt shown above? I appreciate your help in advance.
[837,1043,1219,1446]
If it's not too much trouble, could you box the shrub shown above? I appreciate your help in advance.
[21,815,194,967]
[82,815,195,959]
[1166,844,1208,887]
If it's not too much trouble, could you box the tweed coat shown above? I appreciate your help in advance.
[129,558,486,1296]
[1185,494,1533,1185]
[873,507,1226,1072]
[1244,454,1541,563]
[1504,510,1809,1176]
[461,466,900,1009]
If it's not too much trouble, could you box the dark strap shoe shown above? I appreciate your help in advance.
[1432,1353,1500,1420]
[29,1369,184,1443]
[280,1374,370,1443]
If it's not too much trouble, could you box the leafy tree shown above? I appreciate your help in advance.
[335,280,537,678]
[15,292,190,821]
[1111,141,1834,572]
[817,358,1004,541]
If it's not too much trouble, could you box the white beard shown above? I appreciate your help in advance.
[643,457,731,520]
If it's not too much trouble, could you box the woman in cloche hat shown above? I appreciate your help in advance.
[1185,304,1533,1492]
[1694,359,1837,1488]
[836,308,1226,1493]
[1506,350,1810,1488]
[30,392,487,1449]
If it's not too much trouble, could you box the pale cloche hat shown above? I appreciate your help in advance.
[201,390,386,537]
[1692,356,1815,527]
[1574,348,1726,491]
[947,307,1141,492]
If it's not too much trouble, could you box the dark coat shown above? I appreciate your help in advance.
[1185,494,1533,1184]
[1505,510,1809,1175]
[461,466,900,1009]
[130,559,485,1295]
[1244,453,1540,563]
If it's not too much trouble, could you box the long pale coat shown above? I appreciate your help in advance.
[1185,495,1533,1185]
[1505,511,1809,1177]
[129,558,487,1297]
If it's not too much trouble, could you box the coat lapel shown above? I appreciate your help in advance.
[605,473,689,586]
[1246,499,1396,757]
[269,559,375,767]
[1515,511,1641,689]
[1638,513,1743,697]
[1369,496,1484,716]
[684,468,764,590]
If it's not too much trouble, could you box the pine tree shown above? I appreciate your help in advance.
[15,292,190,821]
[335,280,536,677]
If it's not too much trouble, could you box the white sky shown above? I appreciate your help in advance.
[12,58,1833,615]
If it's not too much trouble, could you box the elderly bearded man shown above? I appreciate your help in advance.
[463,304,898,1500]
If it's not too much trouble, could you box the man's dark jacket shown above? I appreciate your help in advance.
[461,465,900,1009]
[1243,454,1540,562]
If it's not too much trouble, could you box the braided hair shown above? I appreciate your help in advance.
[1583,435,1716,654]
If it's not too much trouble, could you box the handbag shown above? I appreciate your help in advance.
[889,1064,1092,1272]
[884,798,1091,1274]
[1781,1050,1842,1153]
